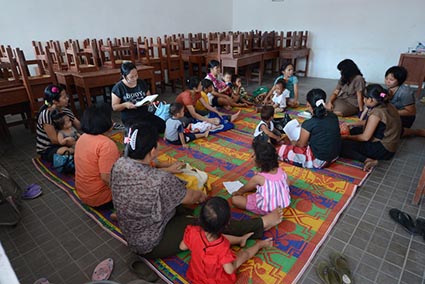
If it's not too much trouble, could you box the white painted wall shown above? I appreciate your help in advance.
[0,0,232,61]
[233,0,425,83]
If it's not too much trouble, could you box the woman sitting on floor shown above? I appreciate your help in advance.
[175,77,239,131]
[278,88,341,169]
[110,124,283,259]
[340,84,402,171]
[326,59,366,117]
[74,103,120,209]
[36,84,80,162]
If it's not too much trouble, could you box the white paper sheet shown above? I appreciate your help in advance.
[283,119,301,141]
[223,181,244,194]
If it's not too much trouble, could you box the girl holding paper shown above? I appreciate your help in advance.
[278,89,341,169]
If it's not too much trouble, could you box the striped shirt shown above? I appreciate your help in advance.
[36,107,75,154]
[255,167,291,212]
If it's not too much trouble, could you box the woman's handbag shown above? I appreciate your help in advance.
[53,151,75,174]
[174,163,211,193]
[273,113,291,134]
[154,102,171,121]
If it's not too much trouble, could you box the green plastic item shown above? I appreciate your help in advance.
[252,86,269,97]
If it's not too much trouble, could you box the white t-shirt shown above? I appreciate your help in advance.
[272,89,290,108]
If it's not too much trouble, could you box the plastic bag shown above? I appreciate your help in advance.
[53,151,75,174]
[154,102,171,121]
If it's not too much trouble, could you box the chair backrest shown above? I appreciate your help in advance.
[98,38,136,68]
[15,47,57,118]
[0,45,21,87]
[65,40,99,72]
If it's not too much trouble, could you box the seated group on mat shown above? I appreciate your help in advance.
[34,58,424,282]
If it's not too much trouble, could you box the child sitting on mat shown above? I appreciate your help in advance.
[253,105,283,145]
[179,197,273,283]
[231,75,254,106]
[165,103,209,148]
[232,141,290,215]
[52,110,80,154]
[263,79,290,113]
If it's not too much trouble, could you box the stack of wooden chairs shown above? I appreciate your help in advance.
[0,30,310,135]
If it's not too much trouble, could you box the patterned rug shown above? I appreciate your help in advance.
[32,107,366,284]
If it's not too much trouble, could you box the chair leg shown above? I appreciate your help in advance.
[413,166,425,205]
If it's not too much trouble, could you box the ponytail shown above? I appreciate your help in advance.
[306,88,327,118]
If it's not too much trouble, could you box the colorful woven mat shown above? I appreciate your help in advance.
[33,107,366,283]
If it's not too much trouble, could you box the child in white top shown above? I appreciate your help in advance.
[264,79,290,112]
[253,105,283,145]
[52,111,80,154]
[274,63,300,107]
[232,141,290,215]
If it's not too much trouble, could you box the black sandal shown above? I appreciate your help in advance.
[389,209,418,235]
[416,218,425,241]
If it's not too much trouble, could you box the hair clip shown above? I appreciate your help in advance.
[379,92,386,98]
[51,86,58,93]
[124,128,132,144]
[44,100,50,106]
[315,99,325,107]
[129,129,138,151]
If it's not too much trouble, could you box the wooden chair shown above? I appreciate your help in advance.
[398,53,425,98]
[15,47,57,122]
[276,31,310,77]
[46,40,68,71]
[180,33,207,77]
[98,38,136,69]
[252,31,279,74]
[164,38,185,91]
[0,46,32,136]
[143,37,166,91]
[219,33,264,84]
[65,40,99,73]
[413,165,425,205]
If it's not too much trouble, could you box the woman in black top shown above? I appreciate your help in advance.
[111,62,165,133]
[278,89,341,168]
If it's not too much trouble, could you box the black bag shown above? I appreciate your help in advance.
[0,163,21,226]
[273,112,291,134]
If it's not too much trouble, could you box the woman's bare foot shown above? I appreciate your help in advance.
[363,158,378,171]
[261,207,283,231]
[110,212,118,221]
[203,130,210,138]
[240,232,254,247]
[230,110,241,122]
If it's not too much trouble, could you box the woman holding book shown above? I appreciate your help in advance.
[111,62,165,133]
[278,88,341,169]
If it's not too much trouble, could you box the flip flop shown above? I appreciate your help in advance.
[129,258,158,282]
[330,252,353,284]
[33,278,50,284]
[22,184,42,200]
[389,209,418,234]
[92,258,114,281]
[316,260,341,284]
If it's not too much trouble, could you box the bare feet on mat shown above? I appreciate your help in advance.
[262,207,283,231]
[239,232,254,247]
[231,110,241,122]
[363,158,378,171]
[110,213,118,221]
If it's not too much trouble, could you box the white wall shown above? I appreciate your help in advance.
[0,0,232,60]
[233,0,425,83]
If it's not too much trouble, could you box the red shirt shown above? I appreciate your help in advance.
[175,90,201,114]
[183,225,236,284]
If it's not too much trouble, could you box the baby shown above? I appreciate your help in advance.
[52,111,80,154]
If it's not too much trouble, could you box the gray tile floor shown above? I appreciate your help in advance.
[0,74,424,284]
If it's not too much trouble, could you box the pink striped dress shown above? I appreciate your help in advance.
[255,168,291,212]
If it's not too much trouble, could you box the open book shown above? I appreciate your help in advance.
[283,119,301,141]
[134,94,158,107]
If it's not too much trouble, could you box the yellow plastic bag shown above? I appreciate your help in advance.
[174,163,211,194]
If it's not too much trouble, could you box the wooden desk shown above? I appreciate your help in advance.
[56,65,155,109]
[399,53,425,97]
[221,52,264,84]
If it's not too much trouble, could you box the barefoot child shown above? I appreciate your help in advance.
[253,105,283,144]
[264,79,290,113]
[232,75,254,106]
[52,110,80,154]
[179,197,274,283]
[232,142,290,215]
[165,103,209,148]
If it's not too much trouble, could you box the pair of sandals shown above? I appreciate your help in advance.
[389,208,425,240]
[316,252,353,284]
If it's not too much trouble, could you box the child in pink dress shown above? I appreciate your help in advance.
[232,141,291,215]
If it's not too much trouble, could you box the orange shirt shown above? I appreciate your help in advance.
[74,134,120,207]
